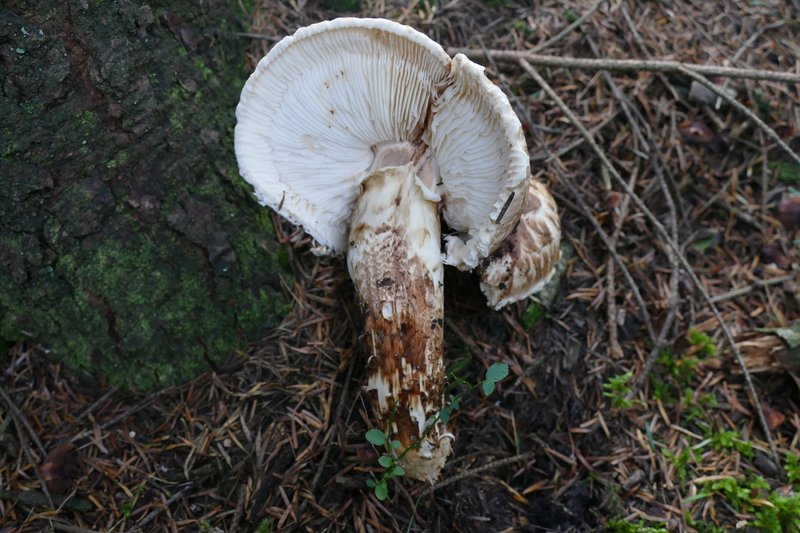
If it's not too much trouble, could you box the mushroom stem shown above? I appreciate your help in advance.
[347,164,452,482]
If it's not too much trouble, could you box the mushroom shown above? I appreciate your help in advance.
[235,18,556,481]
[479,179,562,310]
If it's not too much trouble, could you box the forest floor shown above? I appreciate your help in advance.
[3,0,800,532]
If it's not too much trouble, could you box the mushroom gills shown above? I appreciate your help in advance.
[346,163,452,482]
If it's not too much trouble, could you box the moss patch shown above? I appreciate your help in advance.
[0,0,289,390]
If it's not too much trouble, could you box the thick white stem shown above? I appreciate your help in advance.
[347,164,452,482]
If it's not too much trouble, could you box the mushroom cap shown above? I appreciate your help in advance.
[479,180,561,309]
[235,18,451,254]
[431,54,531,270]
[235,19,531,265]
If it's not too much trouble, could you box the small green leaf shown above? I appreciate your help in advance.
[378,455,393,468]
[693,237,714,253]
[450,398,460,410]
[521,301,546,329]
[564,9,579,22]
[390,440,402,449]
[439,407,450,423]
[486,363,509,383]
[683,492,711,503]
[366,479,376,487]
[775,328,800,349]
[482,380,496,395]
[366,429,387,446]
[769,161,800,183]
[757,326,800,349]
[392,466,405,477]
[787,452,800,484]
[375,480,388,500]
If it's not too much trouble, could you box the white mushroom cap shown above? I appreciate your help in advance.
[235,18,451,254]
[429,54,531,270]
[236,20,531,265]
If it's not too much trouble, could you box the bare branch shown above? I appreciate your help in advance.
[709,275,795,304]
[447,49,800,84]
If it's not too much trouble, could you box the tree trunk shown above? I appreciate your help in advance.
[0,0,288,390]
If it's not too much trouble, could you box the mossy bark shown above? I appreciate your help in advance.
[0,0,289,390]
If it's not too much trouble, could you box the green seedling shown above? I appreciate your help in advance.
[707,475,800,532]
[788,453,800,485]
[687,327,717,358]
[364,363,509,500]
[603,372,640,409]
[662,447,695,484]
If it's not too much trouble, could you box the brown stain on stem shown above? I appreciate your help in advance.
[347,166,450,479]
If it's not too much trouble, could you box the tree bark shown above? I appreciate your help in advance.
[0,0,288,390]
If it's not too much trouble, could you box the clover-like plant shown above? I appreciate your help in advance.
[364,363,510,500]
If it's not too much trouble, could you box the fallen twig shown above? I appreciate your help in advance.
[709,275,795,304]
[629,157,681,398]
[123,487,190,533]
[760,131,769,217]
[595,27,682,396]
[529,109,623,162]
[99,385,179,431]
[584,33,680,374]
[51,524,103,533]
[309,359,356,492]
[230,484,248,533]
[617,8,684,105]
[0,383,47,457]
[604,138,641,361]
[232,32,281,41]
[447,49,800,84]
[531,141,659,353]
[445,317,491,363]
[0,384,55,508]
[0,490,92,512]
[715,19,788,110]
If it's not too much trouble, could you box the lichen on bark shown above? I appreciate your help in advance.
[0,0,288,390]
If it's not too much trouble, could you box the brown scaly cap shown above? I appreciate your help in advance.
[479,180,562,310]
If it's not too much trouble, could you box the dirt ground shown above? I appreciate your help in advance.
[3,0,800,532]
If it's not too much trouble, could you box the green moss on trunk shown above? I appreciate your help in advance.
[0,0,288,389]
